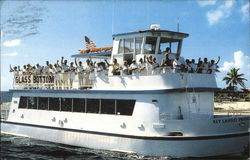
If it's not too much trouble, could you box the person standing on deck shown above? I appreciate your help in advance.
[84,59,94,87]
[105,58,121,75]
[68,62,76,89]
[173,56,181,73]
[208,56,220,74]
[190,59,197,73]
[151,57,159,74]
[61,57,69,89]
[129,59,138,75]
[138,57,146,75]
[43,61,50,74]
[53,63,62,89]
[75,58,85,89]
[202,58,209,74]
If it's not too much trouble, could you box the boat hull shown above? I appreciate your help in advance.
[1,121,249,158]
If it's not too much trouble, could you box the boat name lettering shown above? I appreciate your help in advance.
[15,75,54,84]
[213,117,249,124]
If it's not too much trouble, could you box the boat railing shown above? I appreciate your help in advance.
[12,67,214,90]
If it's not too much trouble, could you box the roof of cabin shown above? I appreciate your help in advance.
[112,29,189,38]
[71,51,111,59]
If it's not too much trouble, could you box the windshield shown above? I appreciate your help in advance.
[144,37,157,54]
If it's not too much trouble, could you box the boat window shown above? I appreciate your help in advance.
[49,97,60,111]
[19,96,28,108]
[73,98,85,112]
[86,99,100,113]
[38,97,48,110]
[144,37,157,54]
[61,98,72,112]
[118,39,124,54]
[118,38,135,54]
[28,97,37,109]
[159,37,179,54]
[135,38,143,54]
[101,99,115,115]
[124,38,134,54]
[19,96,135,116]
[116,100,135,116]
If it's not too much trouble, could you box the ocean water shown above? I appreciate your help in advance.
[1,134,248,160]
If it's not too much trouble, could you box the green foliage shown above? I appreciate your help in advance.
[222,68,247,90]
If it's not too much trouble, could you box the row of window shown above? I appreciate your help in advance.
[18,96,135,116]
[117,37,180,55]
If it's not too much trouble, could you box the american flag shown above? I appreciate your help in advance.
[85,36,96,49]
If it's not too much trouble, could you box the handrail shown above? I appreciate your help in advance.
[12,67,215,90]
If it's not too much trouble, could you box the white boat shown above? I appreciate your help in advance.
[1,25,249,158]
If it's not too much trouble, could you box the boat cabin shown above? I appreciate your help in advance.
[111,25,189,65]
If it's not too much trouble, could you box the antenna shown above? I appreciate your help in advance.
[177,17,180,32]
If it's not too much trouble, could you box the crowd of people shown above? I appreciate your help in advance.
[10,50,220,89]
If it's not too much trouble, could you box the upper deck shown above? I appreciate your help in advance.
[11,25,218,92]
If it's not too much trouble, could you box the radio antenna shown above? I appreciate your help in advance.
[177,17,180,32]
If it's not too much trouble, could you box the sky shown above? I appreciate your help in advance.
[1,0,249,91]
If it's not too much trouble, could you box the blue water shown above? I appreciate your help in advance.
[1,134,248,160]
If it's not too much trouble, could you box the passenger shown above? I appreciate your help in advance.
[75,58,85,88]
[129,59,138,75]
[138,57,146,74]
[165,47,171,55]
[95,62,103,72]
[53,63,62,89]
[22,65,27,74]
[152,57,159,74]
[26,64,33,74]
[173,56,181,73]
[105,58,121,75]
[184,59,192,73]
[35,64,42,74]
[30,66,36,74]
[189,59,197,73]
[17,66,22,74]
[122,61,129,75]
[61,57,69,89]
[68,62,76,89]
[43,61,50,74]
[161,54,172,73]
[84,59,94,86]
[48,64,54,75]
[208,56,220,74]
[9,65,19,76]
[146,56,153,74]
[202,58,209,74]
[196,59,203,73]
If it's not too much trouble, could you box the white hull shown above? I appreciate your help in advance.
[1,121,249,158]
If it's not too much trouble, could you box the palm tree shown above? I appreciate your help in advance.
[223,68,247,90]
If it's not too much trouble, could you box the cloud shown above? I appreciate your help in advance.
[206,0,235,25]
[3,39,21,47]
[1,52,18,57]
[240,2,249,21]
[220,50,249,72]
[197,0,217,7]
